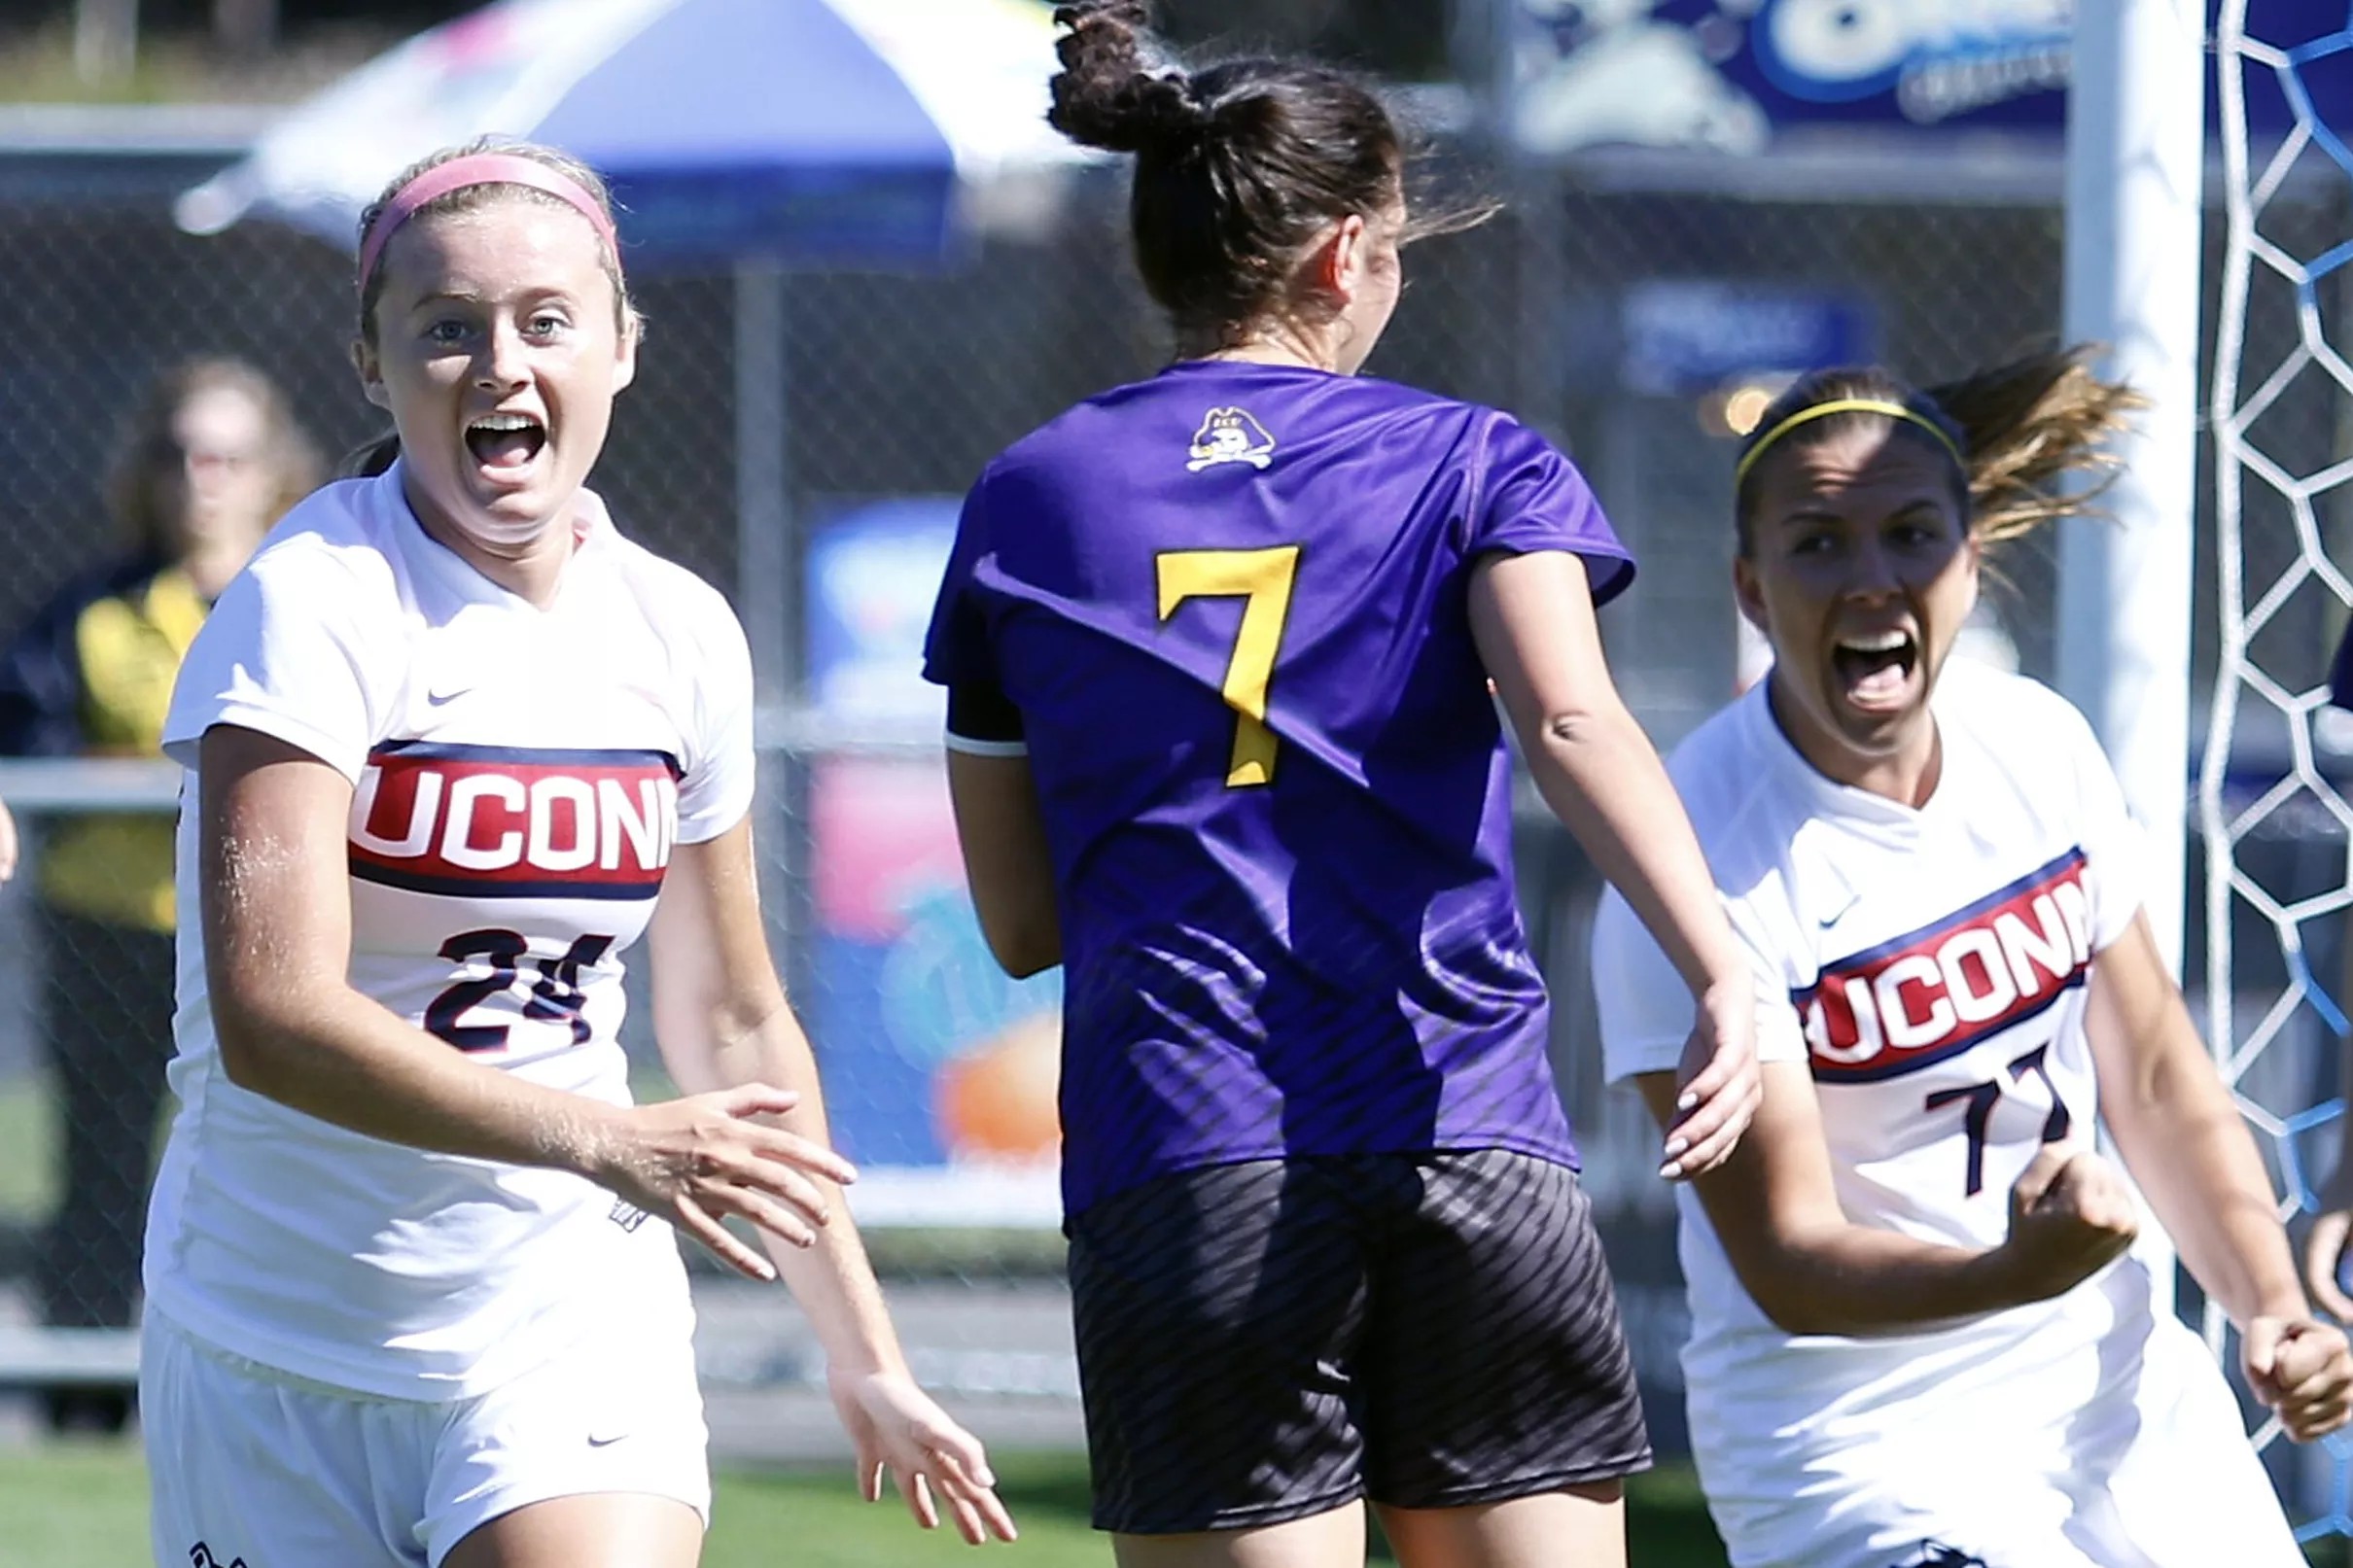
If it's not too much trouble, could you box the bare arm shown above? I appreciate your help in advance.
[203,722,625,1168]
[1472,549,1757,1172]
[944,749,1060,979]
[1472,551,1740,996]
[201,722,841,1281]
[2311,931,2353,1319]
[2090,913,2352,1438]
[2090,915,2301,1324]
[1634,1063,2136,1336]
[648,819,1016,1543]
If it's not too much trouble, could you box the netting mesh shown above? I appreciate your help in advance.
[2207,1,2353,1543]
[0,114,2124,1479]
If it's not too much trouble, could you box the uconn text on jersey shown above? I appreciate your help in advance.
[1798,849,2094,1082]
[347,741,682,900]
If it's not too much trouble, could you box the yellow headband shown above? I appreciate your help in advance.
[1733,398,1965,490]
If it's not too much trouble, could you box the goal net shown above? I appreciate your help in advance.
[2205,0,2353,1536]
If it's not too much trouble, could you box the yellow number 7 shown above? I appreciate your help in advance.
[1156,545,1303,787]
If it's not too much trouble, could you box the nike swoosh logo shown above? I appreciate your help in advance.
[424,688,468,706]
[1817,893,1860,930]
[587,1432,627,1447]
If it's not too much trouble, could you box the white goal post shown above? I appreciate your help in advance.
[2056,0,2204,976]
[2055,0,2206,1334]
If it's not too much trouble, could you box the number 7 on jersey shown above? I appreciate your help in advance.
[1156,545,1302,787]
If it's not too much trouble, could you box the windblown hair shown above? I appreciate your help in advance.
[1732,346,2146,552]
[1047,1,1486,354]
[107,357,321,559]
[348,137,637,478]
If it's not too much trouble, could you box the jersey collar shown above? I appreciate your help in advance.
[371,461,614,610]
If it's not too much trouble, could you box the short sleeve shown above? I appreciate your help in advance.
[677,596,755,845]
[2056,702,2144,951]
[162,547,376,781]
[1466,415,1635,608]
[922,480,1000,693]
[1591,886,1809,1083]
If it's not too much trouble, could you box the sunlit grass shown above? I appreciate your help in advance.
[0,1442,1742,1566]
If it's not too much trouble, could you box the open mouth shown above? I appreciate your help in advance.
[1832,628,1917,707]
[465,412,545,471]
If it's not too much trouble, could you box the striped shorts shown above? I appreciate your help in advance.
[1066,1147,1650,1534]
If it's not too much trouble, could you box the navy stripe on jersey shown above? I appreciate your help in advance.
[1813,848,2087,973]
[372,738,683,773]
[348,742,680,902]
[348,863,671,901]
[1798,847,2093,1084]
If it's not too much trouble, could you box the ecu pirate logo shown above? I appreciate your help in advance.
[1187,406,1276,471]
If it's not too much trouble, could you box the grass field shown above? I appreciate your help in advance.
[1,1440,1733,1565]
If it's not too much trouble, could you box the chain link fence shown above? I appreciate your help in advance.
[0,122,2262,1481]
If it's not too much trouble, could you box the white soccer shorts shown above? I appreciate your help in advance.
[141,1304,710,1568]
[1703,1312,2306,1568]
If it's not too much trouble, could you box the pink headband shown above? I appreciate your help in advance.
[356,152,619,295]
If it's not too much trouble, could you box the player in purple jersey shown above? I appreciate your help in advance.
[923,6,1761,1564]
[142,140,1013,1567]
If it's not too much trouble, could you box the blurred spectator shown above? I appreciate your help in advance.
[0,358,320,1432]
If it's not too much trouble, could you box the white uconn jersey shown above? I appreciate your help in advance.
[146,467,753,1401]
[344,738,677,1063]
[1797,838,2100,1249]
[1598,661,2134,1245]
[1593,663,2301,1568]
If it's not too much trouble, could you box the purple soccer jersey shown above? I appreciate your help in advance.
[924,361,1635,1213]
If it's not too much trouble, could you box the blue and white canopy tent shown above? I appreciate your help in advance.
[175,0,1093,697]
[175,0,1086,268]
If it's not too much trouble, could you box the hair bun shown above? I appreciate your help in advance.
[1048,1,1206,155]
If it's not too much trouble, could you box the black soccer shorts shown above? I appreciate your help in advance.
[1066,1146,1651,1535]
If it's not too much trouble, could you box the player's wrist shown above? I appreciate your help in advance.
[824,1347,913,1384]
[545,1097,631,1185]
[2246,1291,2318,1330]
[1960,1241,2030,1312]
[1689,958,1751,1015]
[1970,1235,2078,1312]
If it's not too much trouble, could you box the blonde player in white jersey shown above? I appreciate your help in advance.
[138,138,1017,1568]
[1591,351,2353,1568]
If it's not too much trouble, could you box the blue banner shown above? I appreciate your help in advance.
[1510,0,2342,155]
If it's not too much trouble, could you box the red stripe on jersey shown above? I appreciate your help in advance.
[348,744,680,900]
[1798,848,2093,1084]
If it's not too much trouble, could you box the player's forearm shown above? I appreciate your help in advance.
[1528,703,1746,996]
[2107,1033,2306,1326]
[1651,1076,2080,1336]
[1742,1219,2054,1336]
[668,993,911,1377]
[211,985,613,1174]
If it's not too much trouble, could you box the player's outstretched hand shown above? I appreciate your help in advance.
[1995,1143,2137,1300]
[1663,979,1761,1180]
[2301,1174,2353,1321]
[832,1367,1019,1545]
[2246,1315,2353,1442]
[588,1084,857,1281]
[0,795,18,883]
